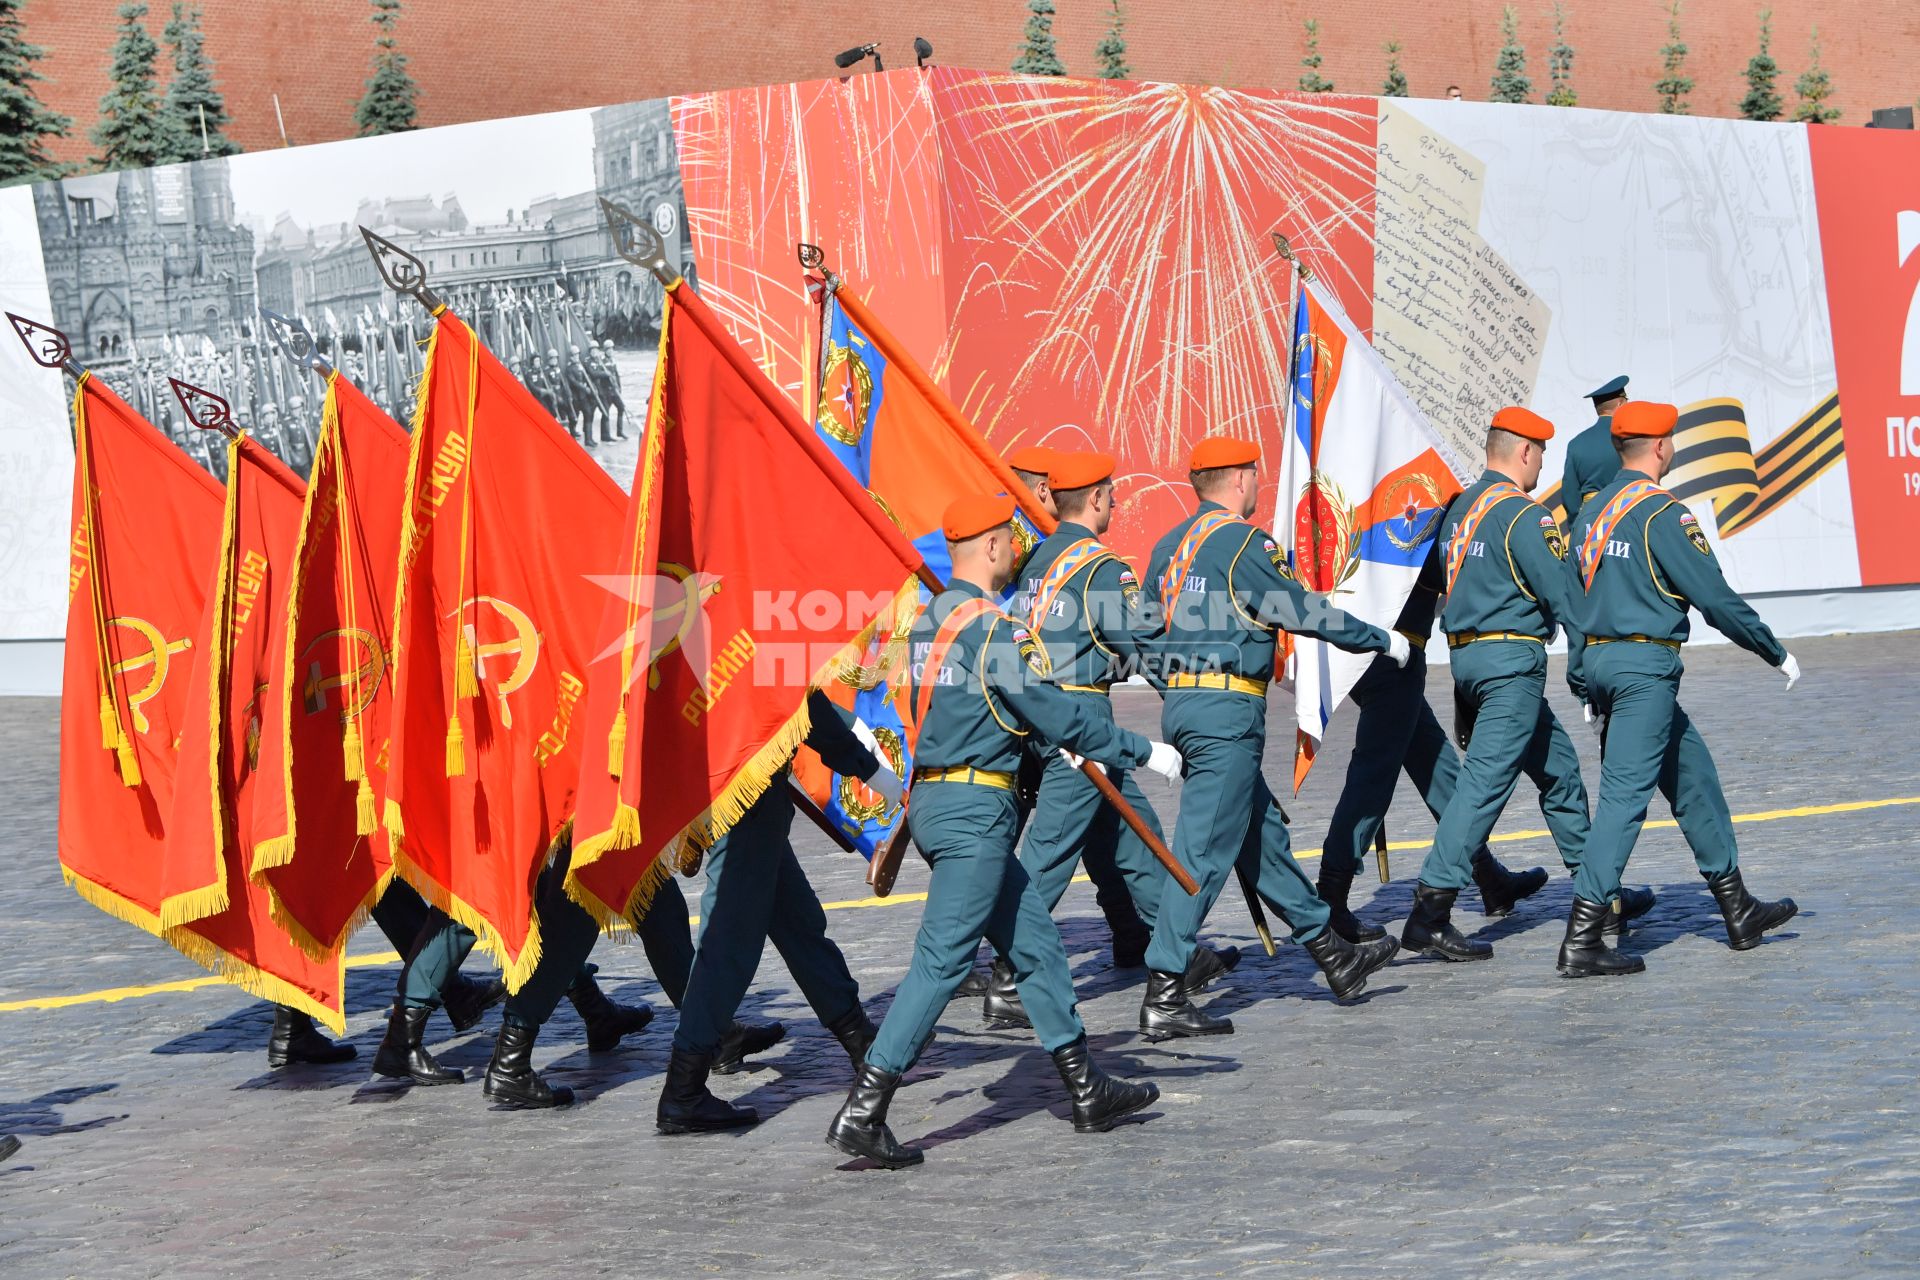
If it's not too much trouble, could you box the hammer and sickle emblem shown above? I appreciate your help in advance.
[107,616,194,734]
[453,596,542,729]
[300,628,387,720]
[640,562,722,692]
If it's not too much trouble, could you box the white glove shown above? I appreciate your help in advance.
[1583,703,1602,737]
[1385,630,1411,668]
[1780,653,1800,692]
[1145,741,1183,782]
[865,767,904,807]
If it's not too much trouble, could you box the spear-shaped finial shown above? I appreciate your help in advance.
[601,198,680,287]
[1269,230,1314,282]
[796,242,842,295]
[261,307,331,376]
[6,311,84,378]
[360,226,445,312]
[169,377,243,439]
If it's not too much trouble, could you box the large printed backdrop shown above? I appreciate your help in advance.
[7,67,1920,652]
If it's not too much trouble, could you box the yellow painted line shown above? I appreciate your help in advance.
[5,795,1914,1016]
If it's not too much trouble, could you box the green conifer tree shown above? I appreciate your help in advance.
[1298,19,1333,93]
[353,0,419,136]
[1094,0,1129,80]
[1012,0,1066,76]
[0,0,71,183]
[161,4,239,160]
[93,3,177,170]
[1790,25,1840,123]
[1489,6,1531,103]
[1381,39,1409,97]
[1545,2,1577,107]
[1738,9,1783,121]
[1655,0,1693,115]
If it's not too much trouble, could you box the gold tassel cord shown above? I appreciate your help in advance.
[72,376,140,787]
[341,720,366,783]
[443,324,482,778]
[607,706,628,779]
[445,712,466,778]
[355,776,379,836]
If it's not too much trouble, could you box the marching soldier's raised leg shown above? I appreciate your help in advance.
[1565,402,1799,975]
[828,494,1173,1169]
[634,875,788,1073]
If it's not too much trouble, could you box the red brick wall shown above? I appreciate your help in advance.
[23,0,1917,166]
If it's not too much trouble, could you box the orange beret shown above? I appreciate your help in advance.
[1188,436,1260,471]
[1005,445,1057,476]
[1610,401,1679,439]
[943,492,1016,541]
[1491,406,1555,441]
[1048,450,1115,491]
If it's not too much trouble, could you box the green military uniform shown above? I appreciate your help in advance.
[1014,520,1171,922]
[1142,502,1391,975]
[1560,419,1619,521]
[1418,470,1590,894]
[1568,469,1787,905]
[863,580,1154,1076]
[1316,560,1544,933]
[674,690,878,1057]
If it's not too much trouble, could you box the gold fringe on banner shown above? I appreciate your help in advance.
[162,921,349,1035]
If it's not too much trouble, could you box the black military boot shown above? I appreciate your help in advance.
[1050,1035,1158,1133]
[442,973,506,1033]
[482,1020,574,1108]
[826,1063,923,1169]
[656,1047,758,1134]
[983,958,1031,1030]
[953,965,992,999]
[711,1019,787,1075]
[1316,859,1387,943]
[1557,897,1646,977]
[825,1005,879,1068]
[1177,943,1242,997]
[1303,926,1400,1000]
[566,972,655,1052]
[1401,883,1495,962]
[1139,969,1233,1041]
[372,1003,465,1085]
[1470,849,1549,918]
[1603,884,1658,936]
[1705,868,1797,950]
[267,1007,356,1068]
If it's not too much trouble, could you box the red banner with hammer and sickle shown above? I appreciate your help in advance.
[383,310,627,992]
[58,374,224,933]
[158,434,345,1028]
[249,371,411,960]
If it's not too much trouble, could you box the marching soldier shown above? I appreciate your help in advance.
[655,688,906,1133]
[826,494,1179,1169]
[589,339,626,440]
[986,450,1236,1031]
[1005,445,1059,518]
[1313,544,1549,943]
[1559,375,1629,521]
[524,353,559,423]
[564,345,601,446]
[1138,437,1405,1041]
[1401,407,1606,963]
[1561,401,1800,976]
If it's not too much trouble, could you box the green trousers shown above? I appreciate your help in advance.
[673,790,861,1055]
[1144,689,1329,975]
[1017,697,1169,924]
[370,878,430,953]
[867,782,1086,1074]
[1574,643,1737,903]
[1418,642,1590,891]
[1320,652,1515,876]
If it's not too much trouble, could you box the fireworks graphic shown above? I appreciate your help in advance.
[934,73,1378,467]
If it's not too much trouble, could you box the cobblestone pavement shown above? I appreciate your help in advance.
[2,632,1917,1277]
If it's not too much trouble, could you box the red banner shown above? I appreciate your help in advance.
[1810,125,1920,587]
[383,311,627,990]
[57,375,224,931]
[251,371,412,957]
[566,279,927,924]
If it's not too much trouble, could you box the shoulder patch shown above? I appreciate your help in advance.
[1685,524,1711,556]
[1678,511,1697,525]
[1538,513,1556,528]
[1263,537,1296,580]
[1544,525,1567,560]
[1011,624,1052,676]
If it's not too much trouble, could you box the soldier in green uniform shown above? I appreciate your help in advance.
[1559,375,1629,522]
[826,493,1178,1169]
[655,688,907,1133]
[1402,407,1607,963]
[1313,552,1549,943]
[984,451,1235,1030]
[1561,401,1800,976]
[1139,436,1405,1041]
